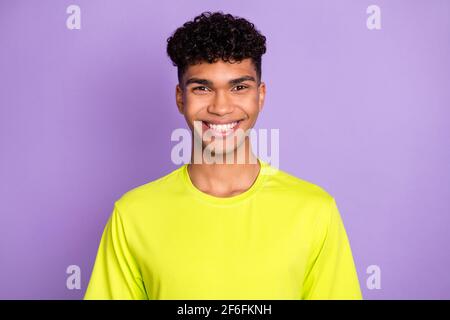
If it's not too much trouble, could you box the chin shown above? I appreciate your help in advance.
[202,136,248,161]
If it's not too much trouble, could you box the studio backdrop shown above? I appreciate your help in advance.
[0,0,449,299]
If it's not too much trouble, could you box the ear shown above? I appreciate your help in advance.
[258,82,266,112]
[175,84,184,114]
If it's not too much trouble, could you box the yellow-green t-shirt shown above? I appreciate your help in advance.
[84,160,362,300]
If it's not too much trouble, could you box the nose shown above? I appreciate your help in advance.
[207,90,234,116]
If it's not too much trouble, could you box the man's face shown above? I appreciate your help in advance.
[176,58,266,158]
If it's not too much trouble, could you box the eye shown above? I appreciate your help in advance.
[192,86,211,93]
[232,85,248,91]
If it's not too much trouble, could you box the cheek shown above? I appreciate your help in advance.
[183,104,204,131]
[240,97,260,117]
[182,100,197,120]
[184,95,208,114]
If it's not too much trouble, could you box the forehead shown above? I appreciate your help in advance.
[182,58,256,84]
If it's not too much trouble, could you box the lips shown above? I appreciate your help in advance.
[201,120,243,137]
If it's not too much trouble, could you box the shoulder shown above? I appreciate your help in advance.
[113,165,185,216]
[267,166,343,231]
[265,165,335,206]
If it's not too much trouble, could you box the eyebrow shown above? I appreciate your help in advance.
[184,75,257,87]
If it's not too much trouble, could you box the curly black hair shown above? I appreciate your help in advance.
[166,11,267,85]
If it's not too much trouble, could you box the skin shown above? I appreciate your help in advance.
[175,58,266,197]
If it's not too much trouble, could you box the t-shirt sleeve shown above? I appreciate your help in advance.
[84,204,148,300]
[301,197,363,300]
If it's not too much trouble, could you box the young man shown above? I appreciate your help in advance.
[84,11,362,300]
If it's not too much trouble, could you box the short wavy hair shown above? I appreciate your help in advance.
[166,11,267,85]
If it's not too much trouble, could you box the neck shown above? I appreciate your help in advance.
[187,139,261,198]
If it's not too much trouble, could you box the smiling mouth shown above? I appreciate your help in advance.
[201,120,244,136]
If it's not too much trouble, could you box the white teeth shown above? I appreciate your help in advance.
[207,121,238,132]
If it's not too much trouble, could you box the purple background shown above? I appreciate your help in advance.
[1,0,449,299]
